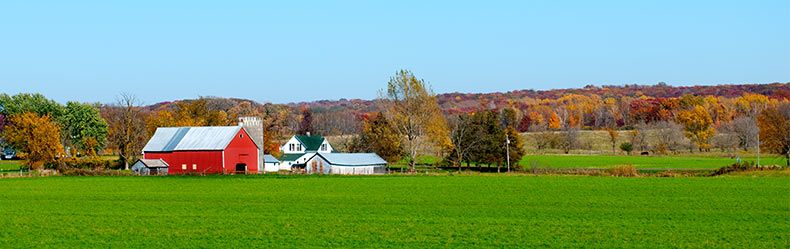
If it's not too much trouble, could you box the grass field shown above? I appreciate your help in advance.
[520,154,786,169]
[0,175,787,248]
[0,160,21,172]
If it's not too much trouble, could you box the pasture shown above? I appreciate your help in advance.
[0,175,787,248]
[520,154,786,169]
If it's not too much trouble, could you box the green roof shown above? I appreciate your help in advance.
[294,135,325,151]
[279,153,305,162]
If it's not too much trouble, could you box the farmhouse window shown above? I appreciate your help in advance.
[321,144,327,151]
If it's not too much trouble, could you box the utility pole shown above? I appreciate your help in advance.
[506,133,511,173]
[757,125,760,167]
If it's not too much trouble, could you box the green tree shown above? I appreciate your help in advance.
[0,93,64,118]
[380,70,452,172]
[59,101,108,157]
[620,142,633,155]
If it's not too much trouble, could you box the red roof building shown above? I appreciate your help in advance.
[142,126,259,174]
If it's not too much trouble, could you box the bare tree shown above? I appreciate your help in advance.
[102,93,147,170]
[560,126,580,154]
[652,121,686,154]
[722,116,758,151]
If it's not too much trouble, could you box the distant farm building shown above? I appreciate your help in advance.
[142,126,259,174]
[301,153,387,175]
[131,159,169,175]
[278,133,334,170]
[263,154,280,172]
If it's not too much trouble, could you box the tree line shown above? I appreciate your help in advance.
[1,76,789,170]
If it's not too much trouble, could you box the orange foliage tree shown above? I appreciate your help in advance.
[2,112,64,169]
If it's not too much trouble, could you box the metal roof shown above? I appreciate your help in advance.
[313,153,387,166]
[135,159,169,168]
[142,126,244,152]
[263,154,280,163]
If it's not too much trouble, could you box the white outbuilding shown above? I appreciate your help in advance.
[303,153,387,175]
[131,159,169,175]
[263,154,280,172]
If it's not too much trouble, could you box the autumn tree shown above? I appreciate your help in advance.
[606,128,618,154]
[675,105,716,152]
[349,112,403,163]
[380,70,452,172]
[504,126,525,170]
[298,107,314,135]
[2,112,64,169]
[59,101,108,157]
[757,103,790,166]
[102,94,148,170]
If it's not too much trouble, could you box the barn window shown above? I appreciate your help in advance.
[182,164,187,170]
[239,134,243,138]
[192,164,197,170]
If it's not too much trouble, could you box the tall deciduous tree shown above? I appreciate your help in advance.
[102,94,147,170]
[2,112,64,169]
[676,105,716,151]
[380,70,452,172]
[757,103,790,166]
[447,113,485,171]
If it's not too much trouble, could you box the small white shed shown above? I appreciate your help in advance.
[131,159,169,175]
[304,153,387,175]
[263,154,280,172]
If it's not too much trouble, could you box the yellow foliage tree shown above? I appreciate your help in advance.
[2,112,64,169]
[675,105,716,151]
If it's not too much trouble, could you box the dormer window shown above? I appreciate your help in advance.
[289,144,295,151]
[321,144,327,151]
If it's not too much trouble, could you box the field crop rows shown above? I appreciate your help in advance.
[0,175,787,248]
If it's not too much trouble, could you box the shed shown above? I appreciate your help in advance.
[142,126,259,174]
[304,153,387,175]
[263,154,280,172]
[131,159,169,175]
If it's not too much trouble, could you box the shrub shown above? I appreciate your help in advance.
[620,142,633,155]
[609,164,638,177]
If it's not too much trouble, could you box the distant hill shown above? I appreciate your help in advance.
[142,82,790,114]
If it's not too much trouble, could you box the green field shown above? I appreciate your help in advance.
[0,160,21,172]
[1,175,787,248]
[520,154,786,169]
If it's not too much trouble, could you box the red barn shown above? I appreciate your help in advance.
[142,126,259,174]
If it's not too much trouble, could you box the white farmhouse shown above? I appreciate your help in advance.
[278,133,333,170]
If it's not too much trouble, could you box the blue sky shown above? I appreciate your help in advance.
[1,0,787,105]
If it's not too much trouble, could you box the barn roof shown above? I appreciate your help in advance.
[264,154,280,163]
[142,126,245,152]
[294,135,325,151]
[135,159,169,168]
[312,153,387,167]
